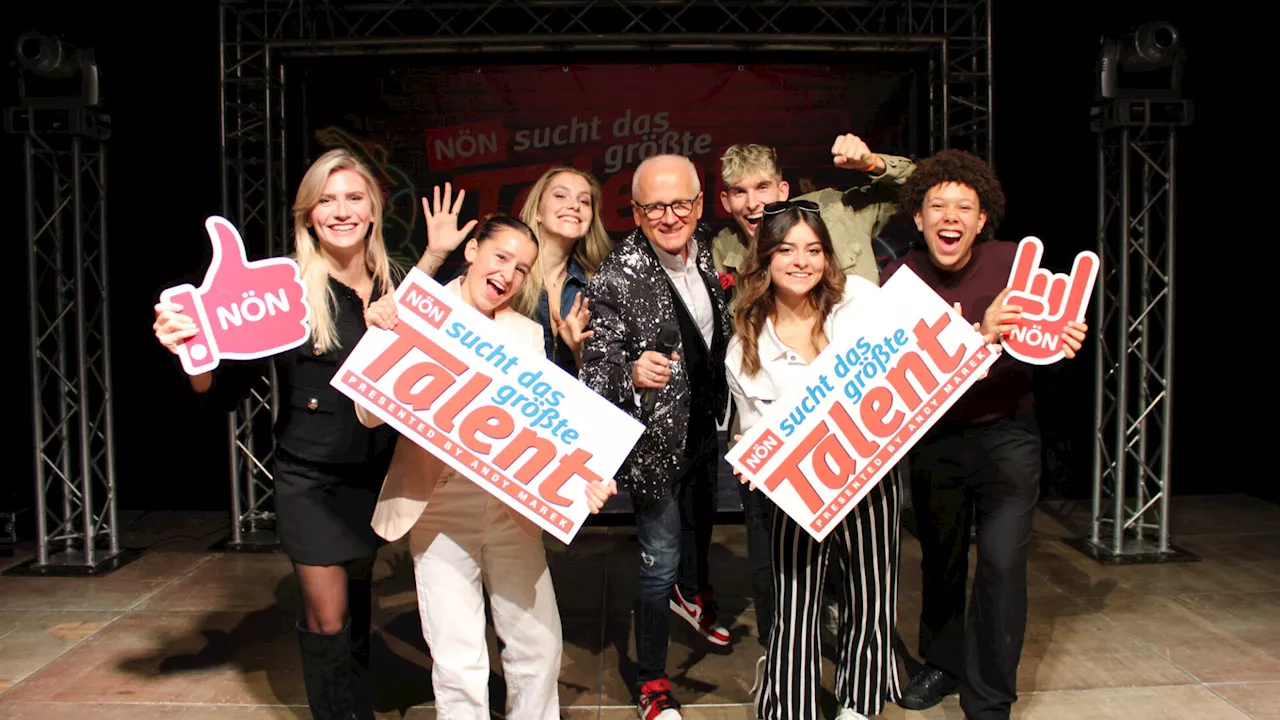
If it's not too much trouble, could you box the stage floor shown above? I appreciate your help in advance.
[1,493,1277,719]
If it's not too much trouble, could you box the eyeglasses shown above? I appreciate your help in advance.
[763,199,820,216]
[634,193,702,220]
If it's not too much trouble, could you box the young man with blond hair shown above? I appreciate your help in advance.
[714,137,914,293]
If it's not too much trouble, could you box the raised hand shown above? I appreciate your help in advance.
[831,133,882,174]
[419,182,478,270]
[551,292,594,367]
[1000,237,1098,364]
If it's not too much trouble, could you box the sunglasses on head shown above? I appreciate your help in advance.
[762,199,820,216]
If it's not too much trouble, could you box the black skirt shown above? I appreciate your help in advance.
[273,449,386,566]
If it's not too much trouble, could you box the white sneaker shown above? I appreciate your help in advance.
[834,708,869,720]
[748,653,766,698]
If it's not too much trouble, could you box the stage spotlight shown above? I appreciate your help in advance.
[16,31,81,78]
[13,30,100,107]
[1098,22,1184,101]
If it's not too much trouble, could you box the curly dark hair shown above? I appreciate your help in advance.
[897,149,1006,237]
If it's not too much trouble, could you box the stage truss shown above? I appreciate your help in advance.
[1074,97,1194,564]
[217,0,993,547]
[5,99,129,575]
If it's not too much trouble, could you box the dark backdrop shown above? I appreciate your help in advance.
[2,1,1261,525]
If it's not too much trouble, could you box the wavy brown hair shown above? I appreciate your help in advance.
[733,204,846,378]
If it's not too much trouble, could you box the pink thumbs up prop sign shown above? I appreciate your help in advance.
[160,216,311,376]
[1001,237,1099,366]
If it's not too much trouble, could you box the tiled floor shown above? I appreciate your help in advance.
[1,494,1277,719]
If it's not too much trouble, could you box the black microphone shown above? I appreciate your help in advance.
[641,322,681,418]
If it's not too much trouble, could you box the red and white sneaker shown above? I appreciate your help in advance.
[670,585,731,646]
[637,677,683,719]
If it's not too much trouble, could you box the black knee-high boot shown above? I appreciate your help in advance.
[296,620,375,720]
[346,571,373,672]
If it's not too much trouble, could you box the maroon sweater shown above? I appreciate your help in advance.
[881,239,1034,426]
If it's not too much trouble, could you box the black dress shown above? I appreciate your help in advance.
[197,276,397,566]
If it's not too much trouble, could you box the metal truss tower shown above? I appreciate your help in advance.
[1080,95,1195,564]
[5,33,133,575]
[217,0,994,548]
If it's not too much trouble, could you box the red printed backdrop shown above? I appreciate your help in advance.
[295,59,922,261]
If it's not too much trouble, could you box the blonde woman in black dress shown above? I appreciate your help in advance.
[153,148,401,719]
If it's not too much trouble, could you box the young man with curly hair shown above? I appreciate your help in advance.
[881,150,1087,720]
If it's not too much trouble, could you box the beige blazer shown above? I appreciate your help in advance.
[357,277,548,542]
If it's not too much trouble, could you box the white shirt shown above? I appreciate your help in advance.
[648,235,715,349]
[725,274,879,435]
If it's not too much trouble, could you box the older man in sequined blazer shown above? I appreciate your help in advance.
[579,154,732,720]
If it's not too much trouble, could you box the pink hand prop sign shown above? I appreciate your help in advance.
[1001,237,1099,365]
[160,216,310,376]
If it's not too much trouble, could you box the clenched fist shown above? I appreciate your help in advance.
[831,133,883,174]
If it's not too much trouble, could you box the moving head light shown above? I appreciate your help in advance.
[14,30,100,107]
[1098,22,1184,101]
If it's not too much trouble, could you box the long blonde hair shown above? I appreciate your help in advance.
[292,148,397,354]
[513,166,613,317]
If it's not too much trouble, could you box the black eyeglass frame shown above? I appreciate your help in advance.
[633,192,703,220]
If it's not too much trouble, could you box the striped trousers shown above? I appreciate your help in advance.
[755,474,903,720]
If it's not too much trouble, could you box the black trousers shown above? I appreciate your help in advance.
[909,415,1041,720]
[737,479,776,647]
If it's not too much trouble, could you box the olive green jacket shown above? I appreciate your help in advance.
[712,153,916,307]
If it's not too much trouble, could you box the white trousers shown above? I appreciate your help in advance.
[408,474,562,719]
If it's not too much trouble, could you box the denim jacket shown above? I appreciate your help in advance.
[535,255,591,374]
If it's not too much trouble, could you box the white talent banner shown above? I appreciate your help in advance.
[725,267,1001,541]
[331,267,645,544]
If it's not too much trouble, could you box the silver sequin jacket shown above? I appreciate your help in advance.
[579,223,731,503]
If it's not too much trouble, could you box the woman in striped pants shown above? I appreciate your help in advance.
[725,200,902,719]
